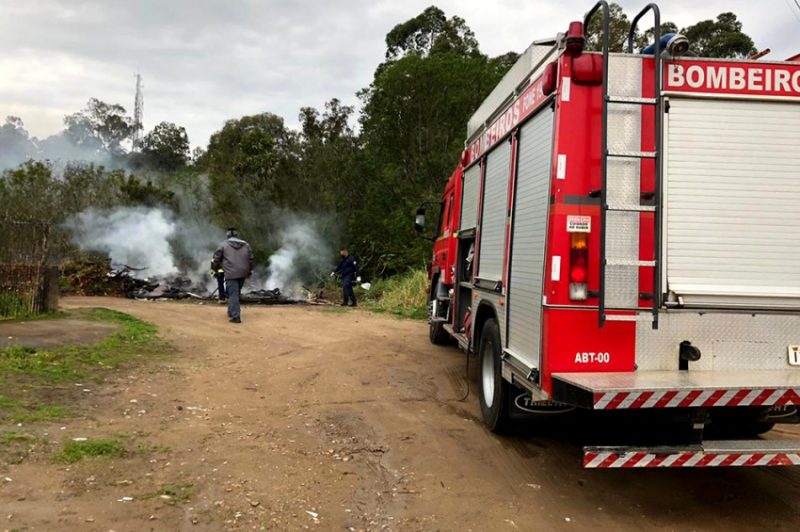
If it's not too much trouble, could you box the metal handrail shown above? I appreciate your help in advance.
[584,1,610,328]
[626,3,662,330]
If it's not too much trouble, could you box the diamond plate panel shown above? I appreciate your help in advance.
[607,56,644,158]
[636,312,800,371]
[605,264,639,308]
[604,210,640,308]
[606,158,640,209]
[607,104,642,154]
[608,55,643,97]
[605,211,639,261]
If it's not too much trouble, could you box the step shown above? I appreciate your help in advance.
[606,204,656,212]
[551,369,800,410]
[584,440,800,468]
[605,259,656,267]
[607,150,657,159]
[604,313,654,322]
[607,96,657,105]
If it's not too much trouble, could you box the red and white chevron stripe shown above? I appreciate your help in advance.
[592,388,800,410]
[584,450,800,468]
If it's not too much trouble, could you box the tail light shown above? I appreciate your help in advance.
[542,61,558,96]
[569,233,588,301]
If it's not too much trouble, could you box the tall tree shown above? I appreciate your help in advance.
[0,116,38,170]
[385,6,480,60]
[586,3,756,57]
[201,113,301,258]
[296,98,361,222]
[357,8,516,273]
[141,121,191,172]
[682,13,756,58]
[63,98,137,156]
[586,3,633,52]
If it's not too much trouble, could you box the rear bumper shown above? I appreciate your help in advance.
[585,439,800,468]
[552,370,800,410]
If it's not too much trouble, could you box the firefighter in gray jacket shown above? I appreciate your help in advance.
[211,228,254,323]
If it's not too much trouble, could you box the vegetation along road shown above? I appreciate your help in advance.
[1,297,799,531]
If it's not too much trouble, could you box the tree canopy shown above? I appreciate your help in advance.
[140,121,191,172]
[587,3,756,57]
[385,6,480,60]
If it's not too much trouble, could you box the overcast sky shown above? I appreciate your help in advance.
[1,0,797,148]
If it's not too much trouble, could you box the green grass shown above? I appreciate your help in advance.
[0,308,168,424]
[2,431,36,443]
[0,396,66,423]
[363,269,429,320]
[55,438,126,463]
[0,292,33,320]
[0,308,165,383]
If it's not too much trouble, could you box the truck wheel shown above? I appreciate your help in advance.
[708,407,776,437]
[478,318,512,433]
[429,319,449,345]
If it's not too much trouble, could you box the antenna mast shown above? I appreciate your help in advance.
[132,73,144,152]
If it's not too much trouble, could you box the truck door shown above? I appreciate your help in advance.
[506,109,554,369]
[664,97,800,309]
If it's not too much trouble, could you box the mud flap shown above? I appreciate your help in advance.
[509,389,573,420]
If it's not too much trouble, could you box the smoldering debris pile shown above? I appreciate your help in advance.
[109,265,322,304]
[63,207,334,305]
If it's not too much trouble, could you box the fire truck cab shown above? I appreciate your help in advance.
[417,1,800,468]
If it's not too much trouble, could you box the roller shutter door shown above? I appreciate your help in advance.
[665,97,800,308]
[460,164,481,230]
[477,140,512,281]
[506,110,553,368]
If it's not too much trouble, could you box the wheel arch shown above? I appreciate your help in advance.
[472,300,499,355]
[428,271,440,301]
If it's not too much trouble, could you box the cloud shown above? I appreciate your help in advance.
[0,0,795,149]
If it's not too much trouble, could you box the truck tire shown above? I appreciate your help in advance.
[708,407,775,437]
[429,320,450,345]
[478,318,512,433]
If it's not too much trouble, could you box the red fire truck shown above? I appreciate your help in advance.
[415,1,800,468]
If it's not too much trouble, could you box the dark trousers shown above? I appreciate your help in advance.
[225,278,244,319]
[216,274,227,300]
[342,274,356,306]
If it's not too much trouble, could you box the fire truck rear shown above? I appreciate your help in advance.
[415,1,800,468]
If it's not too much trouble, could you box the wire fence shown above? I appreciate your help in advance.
[0,217,58,319]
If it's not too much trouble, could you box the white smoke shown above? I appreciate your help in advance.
[265,220,330,295]
[67,208,178,276]
[66,207,333,296]
[66,207,221,290]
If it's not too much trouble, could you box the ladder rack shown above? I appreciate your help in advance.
[585,1,663,329]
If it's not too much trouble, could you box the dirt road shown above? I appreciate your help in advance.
[3,297,800,531]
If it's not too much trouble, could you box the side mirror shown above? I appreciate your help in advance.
[414,207,426,233]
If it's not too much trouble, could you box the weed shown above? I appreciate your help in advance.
[0,292,32,320]
[363,269,428,320]
[2,431,36,443]
[137,443,172,454]
[0,395,22,409]
[56,439,126,463]
[11,405,71,423]
[142,483,194,505]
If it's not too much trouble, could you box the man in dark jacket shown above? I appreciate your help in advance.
[211,228,254,323]
[331,247,359,307]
